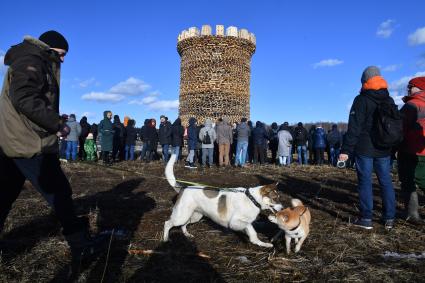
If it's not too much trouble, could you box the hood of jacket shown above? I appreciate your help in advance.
[238,122,247,129]
[103,111,111,119]
[204,119,213,128]
[4,36,61,67]
[173,118,181,126]
[403,90,425,103]
[255,121,263,128]
[189,117,197,126]
[67,117,76,122]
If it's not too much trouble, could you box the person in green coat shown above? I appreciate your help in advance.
[84,133,97,161]
[98,110,114,165]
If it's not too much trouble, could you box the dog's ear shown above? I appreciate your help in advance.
[294,206,307,216]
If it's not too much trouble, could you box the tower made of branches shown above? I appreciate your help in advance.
[177,25,256,126]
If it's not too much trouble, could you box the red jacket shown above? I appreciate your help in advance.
[400,90,425,156]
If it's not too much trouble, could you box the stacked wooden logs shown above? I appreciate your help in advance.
[177,25,256,126]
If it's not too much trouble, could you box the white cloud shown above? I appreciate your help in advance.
[376,19,395,38]
[313,59,343,69]
[109,77,150,95]
[147,100,179,111]
[129,91,179,111]
[81,92,125,103]
[80,77,151,103]
[417,54,425,68]
[408,27,425,46]
[389,71,425,105]
[382,64,401,72]
[79,77,98,88]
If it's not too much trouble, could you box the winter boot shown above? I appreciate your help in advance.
[404,191,425,224]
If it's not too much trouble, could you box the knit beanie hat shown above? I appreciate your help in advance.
[39,30,69,51]
[408,77,425,90]
[361,66,381,84]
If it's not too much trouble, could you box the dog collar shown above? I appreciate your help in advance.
[290,220,301,231]
[245,188,262,210]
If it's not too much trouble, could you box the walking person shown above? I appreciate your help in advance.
[398,77,425,223]
[0,31,105,266]
[339,66,397,230]
[158,115,172,164]
[199,119,216,167]
[216,117,233,167]
[65,114,81,161]
[235,118,251,167]
[185,117,198,168]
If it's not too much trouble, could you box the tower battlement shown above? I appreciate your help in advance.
[178,25,256,45]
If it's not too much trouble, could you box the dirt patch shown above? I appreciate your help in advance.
[1,161,424,282]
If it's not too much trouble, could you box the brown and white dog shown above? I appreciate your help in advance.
[163,154,283,248]
[268,199,311,254]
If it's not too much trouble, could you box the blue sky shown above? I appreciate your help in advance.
[1,0,425,126]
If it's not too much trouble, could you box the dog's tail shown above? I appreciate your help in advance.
[291,198,303,207]
[165,154,180,193]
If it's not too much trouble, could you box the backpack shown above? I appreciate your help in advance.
[370,98,403,148]
[295,127,306,143]
[203,131,212,144]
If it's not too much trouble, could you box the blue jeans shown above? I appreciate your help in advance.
[235,141,248,166]
[162,144,170,164]
[355,155,395,221]
[202,148,214,166]
[172,146,180,157]
[125,145,135,161]
[330,147,340,166]
[66,141,78,161]
[297,145,307,165]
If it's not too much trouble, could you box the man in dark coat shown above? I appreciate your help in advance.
[185,117,198,168]
[112,115,125,161]
[294,122,309,165]
[158,115,172,164]
[268,122,279,164]
[252,121,269,164]
[171,118,184,159]
[327,124,342,166]
[99,110,114,165]
[0,31,104,263]
[142,119,159,163]
[313,125,326,165]
[124,119,137,161]
[78,116,90,161]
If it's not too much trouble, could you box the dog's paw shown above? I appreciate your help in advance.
[260,242,274,248]
[268,215,277,223]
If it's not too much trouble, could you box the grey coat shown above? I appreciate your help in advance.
[66,117,82,142]
[278,130,293,156]
[199,119,216,149]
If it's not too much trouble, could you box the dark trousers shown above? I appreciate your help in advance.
[398,152,425,193]
[0,154,83,235]
[78,137,86,160]
[315,148,325,165]
[254,144,265,164]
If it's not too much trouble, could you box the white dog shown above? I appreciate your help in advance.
[163,154,283,248]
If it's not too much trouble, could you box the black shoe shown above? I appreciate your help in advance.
[189,163,197,169]
[384,219,395,230]
[351,218,373,230]
[184,161,191,168]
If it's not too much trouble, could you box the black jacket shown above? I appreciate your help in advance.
[294,126,308,146]
[158,120,172,145]
[341,89,393,157]
[79,117,91,139]
[171,118,184,147]
[125,123,137,146]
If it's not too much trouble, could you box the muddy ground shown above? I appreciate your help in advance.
[0,160,424,282]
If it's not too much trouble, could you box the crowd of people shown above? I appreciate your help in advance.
[59,112,346,169]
